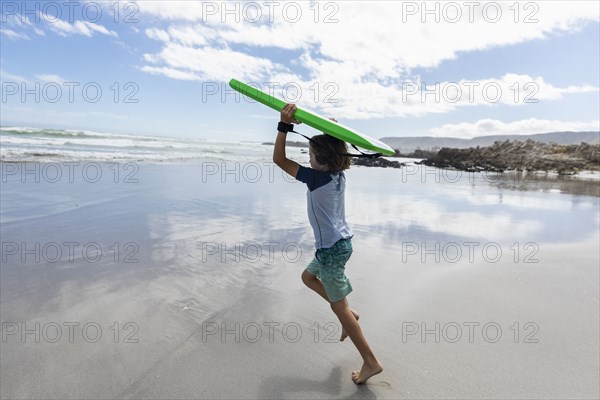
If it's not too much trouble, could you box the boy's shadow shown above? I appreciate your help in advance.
[257,366,380,399]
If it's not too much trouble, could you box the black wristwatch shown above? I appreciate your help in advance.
[278,121,294,133]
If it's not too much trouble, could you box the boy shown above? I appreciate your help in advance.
[273,103,383,384]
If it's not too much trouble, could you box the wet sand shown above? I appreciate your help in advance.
[1,162,598,399]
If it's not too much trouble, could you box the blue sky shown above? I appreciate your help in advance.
[1,1,599,142]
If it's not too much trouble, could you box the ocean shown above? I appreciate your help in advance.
[0,126,306,164]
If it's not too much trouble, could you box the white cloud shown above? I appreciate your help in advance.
[145,28,170,42]
[2,9,110,39]
[348,196,542,241]
[131,1,209,22]
[0,28,31,40]
[139,66,200,81]
[136,1,599,68]
[34,74,69,83]
[166,25,215,46]
[429,118,600,138]
[1,71,70,84]
[387,73,599,114]
[141,42,286,82]
[0,70,30,83]
[3,14,34,27]
[9,15,45,36]
[43,15,118,37]
[134,1,599,118]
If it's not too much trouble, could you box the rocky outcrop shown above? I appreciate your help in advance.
[352,157,405,168]
[419,140,600,174]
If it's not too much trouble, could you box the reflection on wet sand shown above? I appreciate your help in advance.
[484,170,600,197]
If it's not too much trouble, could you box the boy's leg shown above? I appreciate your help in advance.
[302,269,360,338]
[330,297,383,384]
[301,269,329,301]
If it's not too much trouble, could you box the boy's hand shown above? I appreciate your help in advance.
[280,103,301,125]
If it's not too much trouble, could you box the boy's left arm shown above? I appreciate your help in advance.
[273,131,299,178]
[273,103,300,178]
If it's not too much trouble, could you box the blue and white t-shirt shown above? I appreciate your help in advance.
[295,165,354,249]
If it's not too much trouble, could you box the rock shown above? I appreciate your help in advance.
[419,140,600,174]
[352,157,405,168]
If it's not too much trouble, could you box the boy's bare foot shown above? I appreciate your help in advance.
[351,359,383,384]
[340,309,359,341]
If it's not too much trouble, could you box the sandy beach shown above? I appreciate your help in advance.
[1,161,599,399]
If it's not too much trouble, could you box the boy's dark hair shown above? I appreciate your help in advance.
[310,134,351,172]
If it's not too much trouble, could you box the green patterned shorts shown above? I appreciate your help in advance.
[306,238,353,303]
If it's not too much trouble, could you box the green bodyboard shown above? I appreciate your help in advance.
[229,79,395,156]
